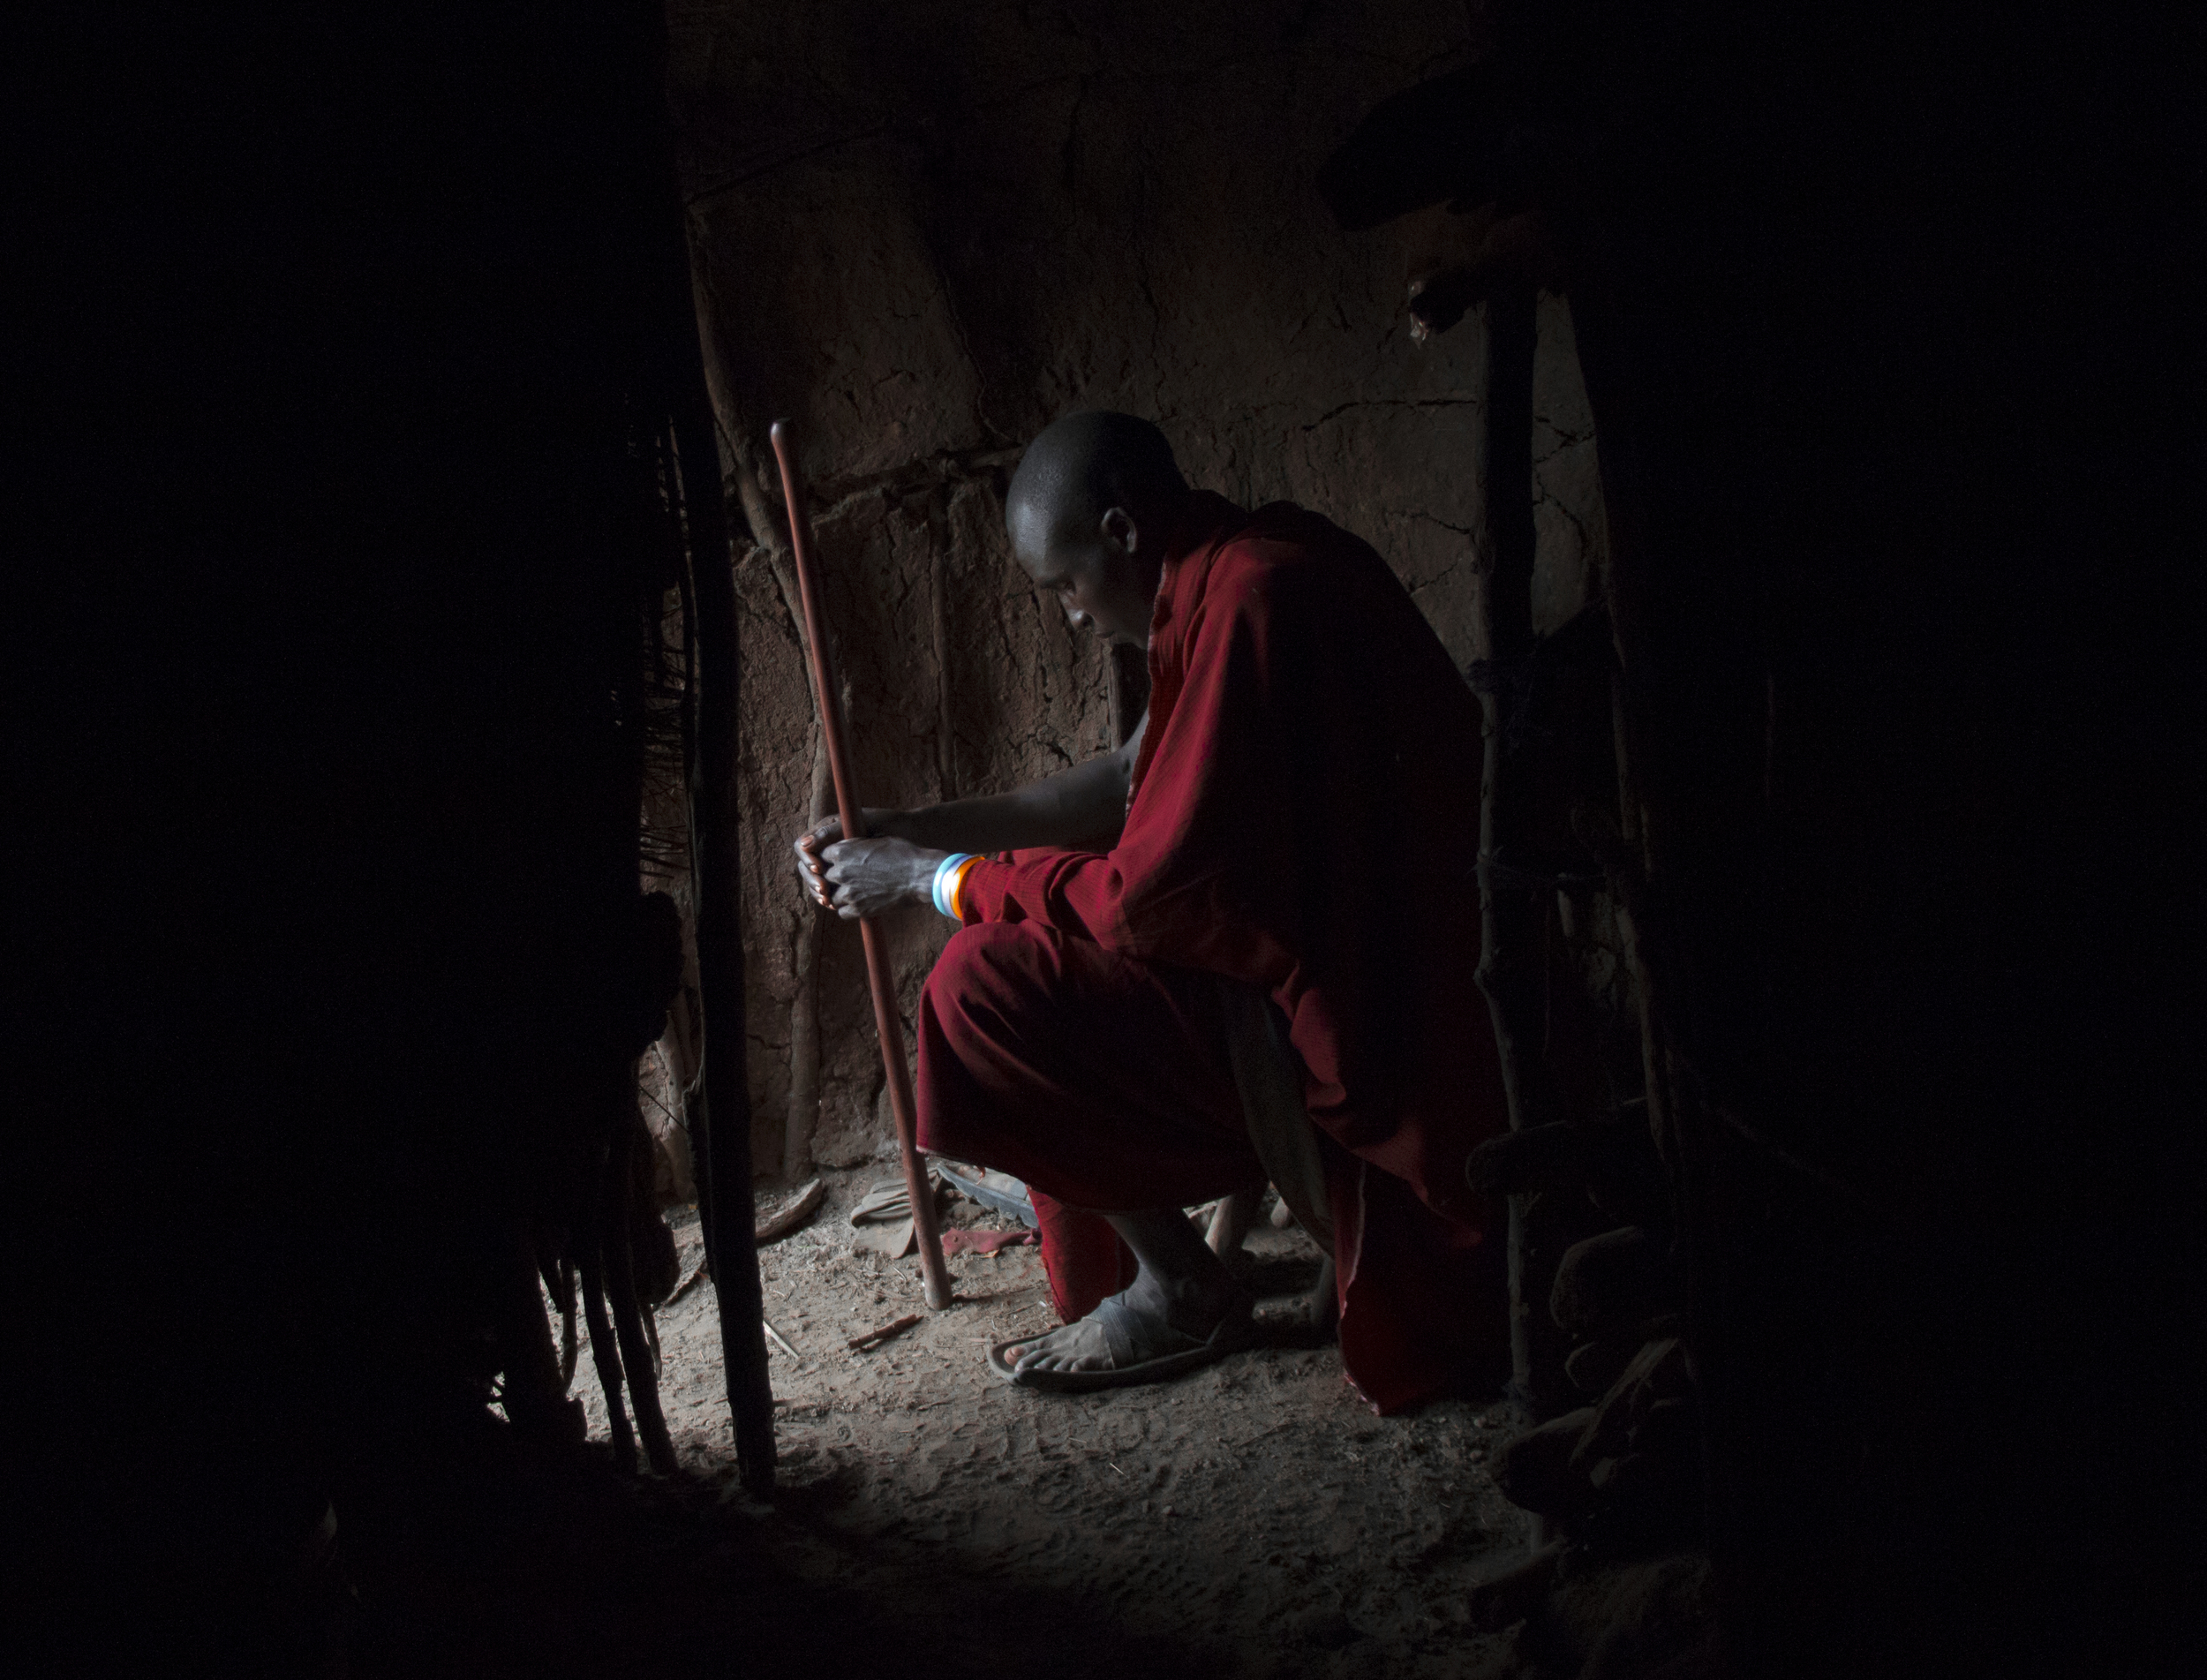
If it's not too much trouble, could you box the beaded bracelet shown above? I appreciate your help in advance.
[930,852,977,920]
[946,855,980,920]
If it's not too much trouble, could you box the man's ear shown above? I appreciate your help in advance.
[1099,505,1139,555]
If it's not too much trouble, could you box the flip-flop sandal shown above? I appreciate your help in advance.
[934,1161,1040,1230]
[987,1292,1256,1393]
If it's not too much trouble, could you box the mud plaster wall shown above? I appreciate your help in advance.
[668,3,1608,1171]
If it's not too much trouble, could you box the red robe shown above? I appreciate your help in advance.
[939,492,1510,1410]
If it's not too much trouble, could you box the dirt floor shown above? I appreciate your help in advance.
[545,1166,1537,1679]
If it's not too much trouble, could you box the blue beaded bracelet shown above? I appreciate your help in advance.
[930,853,976,919]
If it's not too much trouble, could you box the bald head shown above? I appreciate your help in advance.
[1006,411,1192,648]
[1006,411,1187,547]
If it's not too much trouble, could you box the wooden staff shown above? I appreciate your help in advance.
[768,419,954,1312]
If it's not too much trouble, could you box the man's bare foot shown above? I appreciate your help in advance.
[1003,1203,1252,1381]
[1011,1269,1250,1376]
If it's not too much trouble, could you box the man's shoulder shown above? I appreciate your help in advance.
[1198,501,1458,679]
[1209,501,1389,596]
[1233,500,1363,554]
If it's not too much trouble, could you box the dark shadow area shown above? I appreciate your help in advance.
[337,1434,1232,1680]
[10,4,2197,1678]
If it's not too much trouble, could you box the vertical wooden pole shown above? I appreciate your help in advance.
[1472,286,1569,1413]
[769,420,955,1312]
[670,332,777,1495]
[689,248,843,1189]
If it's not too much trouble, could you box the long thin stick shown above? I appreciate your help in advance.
[579,1242,636,1473]
[762,1318,802,1361]
[1469,286,1568,1413]
[768,418,955,1312]
[674,250,776,1494]
[784,721,832,1179]
[847,1313,924,1352]
[604,1111,677,1474]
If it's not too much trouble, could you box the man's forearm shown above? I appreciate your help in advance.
[895,728,1139,855]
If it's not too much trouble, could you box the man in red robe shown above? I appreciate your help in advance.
[795,411,1508,1413]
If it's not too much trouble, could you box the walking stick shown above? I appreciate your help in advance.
[769,419,955,1312]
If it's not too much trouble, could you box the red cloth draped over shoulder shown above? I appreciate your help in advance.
[956,492,1510,1409]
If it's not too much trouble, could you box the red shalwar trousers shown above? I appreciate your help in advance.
[915,920,1262,1322]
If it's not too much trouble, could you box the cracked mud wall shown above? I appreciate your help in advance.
[669,3,1608,1171]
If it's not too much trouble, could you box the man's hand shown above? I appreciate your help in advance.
[794,812,945,919]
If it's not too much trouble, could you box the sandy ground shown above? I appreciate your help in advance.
[552,1168,1535,1680]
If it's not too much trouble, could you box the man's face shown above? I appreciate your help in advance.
[1011,505,1160,647]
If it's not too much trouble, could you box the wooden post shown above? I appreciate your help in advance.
[669,327,777,1495]
[1471,286,1571,1413]
[688,250,833,1187]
